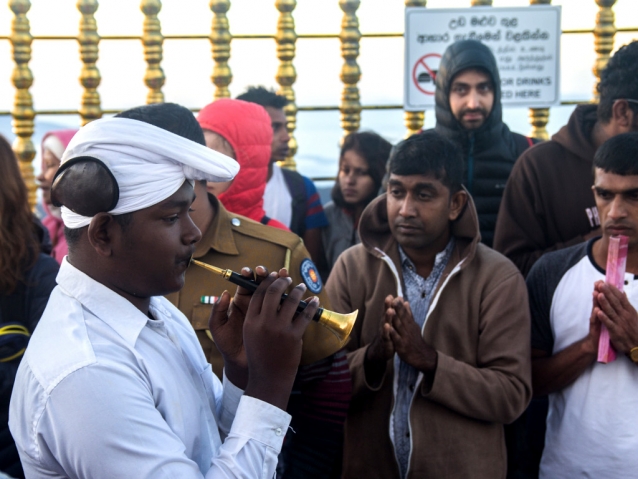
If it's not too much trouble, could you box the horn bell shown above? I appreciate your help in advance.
[300,309,358,365]
[317,309,358,344]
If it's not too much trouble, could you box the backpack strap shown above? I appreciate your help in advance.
[513,133,540,157]
[281,168,307,237]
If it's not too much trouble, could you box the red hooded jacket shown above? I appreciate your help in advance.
[197,99,288,230]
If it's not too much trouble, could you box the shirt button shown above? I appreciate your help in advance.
[231,218,241,227]
[421,291,425,299]
[625,280,629,286]
[406,432,410,438]
[409,384,415,392]
[275,427,282,436]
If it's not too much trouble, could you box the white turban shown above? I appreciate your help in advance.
[59,117,239,229]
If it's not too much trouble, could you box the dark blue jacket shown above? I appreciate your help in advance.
[0,221,58,478]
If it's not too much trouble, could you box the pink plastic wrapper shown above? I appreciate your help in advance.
[598,235,628,363]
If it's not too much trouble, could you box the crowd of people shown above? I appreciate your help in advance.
[1,37,638,479]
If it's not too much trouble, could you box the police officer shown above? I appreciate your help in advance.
[166,185,334,378]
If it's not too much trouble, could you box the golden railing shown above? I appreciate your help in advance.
[0,0,634,208]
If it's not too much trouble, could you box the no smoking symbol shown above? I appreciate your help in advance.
[412,53,441,95]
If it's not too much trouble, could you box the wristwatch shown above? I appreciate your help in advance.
[629,347,638,364]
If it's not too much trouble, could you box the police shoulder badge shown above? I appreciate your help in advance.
[300,258,322,294]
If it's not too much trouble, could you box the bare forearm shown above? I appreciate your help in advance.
[532,341,597,397]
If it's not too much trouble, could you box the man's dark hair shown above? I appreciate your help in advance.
[593,131,638,176]
[389,131,463,193]
[115,102,205,146]
[236,86,288,109]
[332,131,392,208]
[65,213,132,248]
[65,103,205,248]
[597,41,638,123]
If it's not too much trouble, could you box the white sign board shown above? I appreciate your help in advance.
[405,6,561,111]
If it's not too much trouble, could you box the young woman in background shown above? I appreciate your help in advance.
[37,130,77,264]
[0,135,58,479]
[322,131,392,273]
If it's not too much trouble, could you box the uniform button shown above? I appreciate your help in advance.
[405,432,410,438]
[231,218,241,227]
[275,427,282,436]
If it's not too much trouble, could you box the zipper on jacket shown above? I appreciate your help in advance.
[466,133,475,194]
[405,259,465,478]
[373,247,404,477]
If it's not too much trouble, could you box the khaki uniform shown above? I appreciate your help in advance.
[167,195,337,379]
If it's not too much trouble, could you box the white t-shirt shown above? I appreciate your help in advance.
[263,163,293,228]
[528,240,638,479]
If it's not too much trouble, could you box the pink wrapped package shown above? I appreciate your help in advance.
[598,235,629,363]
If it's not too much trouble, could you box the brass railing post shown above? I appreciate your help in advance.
[404,0,426,138]
[528,0,551,140]
[593,0,617,100]
[141,0,165,104]
[77,0,102,125]
[275,0,298,169]
[339,0,361,137]
[9,0,36,208]
[210,0,231,99]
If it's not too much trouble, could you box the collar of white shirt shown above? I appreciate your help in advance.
[56,257,168,347]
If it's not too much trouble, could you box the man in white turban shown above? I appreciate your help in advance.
[9,103,318,479]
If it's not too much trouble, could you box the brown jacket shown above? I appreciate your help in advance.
[166,194,335,378]
[493,105,599,276]
[327,193,532,479]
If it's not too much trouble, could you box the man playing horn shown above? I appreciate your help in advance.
[9,103,316,478]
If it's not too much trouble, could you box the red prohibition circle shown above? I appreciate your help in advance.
[412,53,442,95]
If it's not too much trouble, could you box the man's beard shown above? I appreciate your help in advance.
[456,107,489,129]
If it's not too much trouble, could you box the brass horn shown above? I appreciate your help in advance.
[191,260,357,344]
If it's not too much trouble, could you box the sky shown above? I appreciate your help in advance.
[0,0,637,182]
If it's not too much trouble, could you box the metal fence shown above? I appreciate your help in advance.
[0,0,633,207]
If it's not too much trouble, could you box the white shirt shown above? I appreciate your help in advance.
[263,163,293,228]
[9,259,290,479]
[538,251,638,479]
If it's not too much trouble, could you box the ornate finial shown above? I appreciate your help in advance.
[593,0,617,100]
[9,0,36,208]
[275,0,298,170]
[404,0,426,138]
[339,0,362,137]
[528,0,551,140]
[528,107,549,140]
[77,0,102,125]
[404,111,425,138]
[141,0,165,104]
[210,0,232,99]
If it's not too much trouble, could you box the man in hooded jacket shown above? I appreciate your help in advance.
[327,132,531,479]
[431,39,536,247]
[494,41,638,276]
